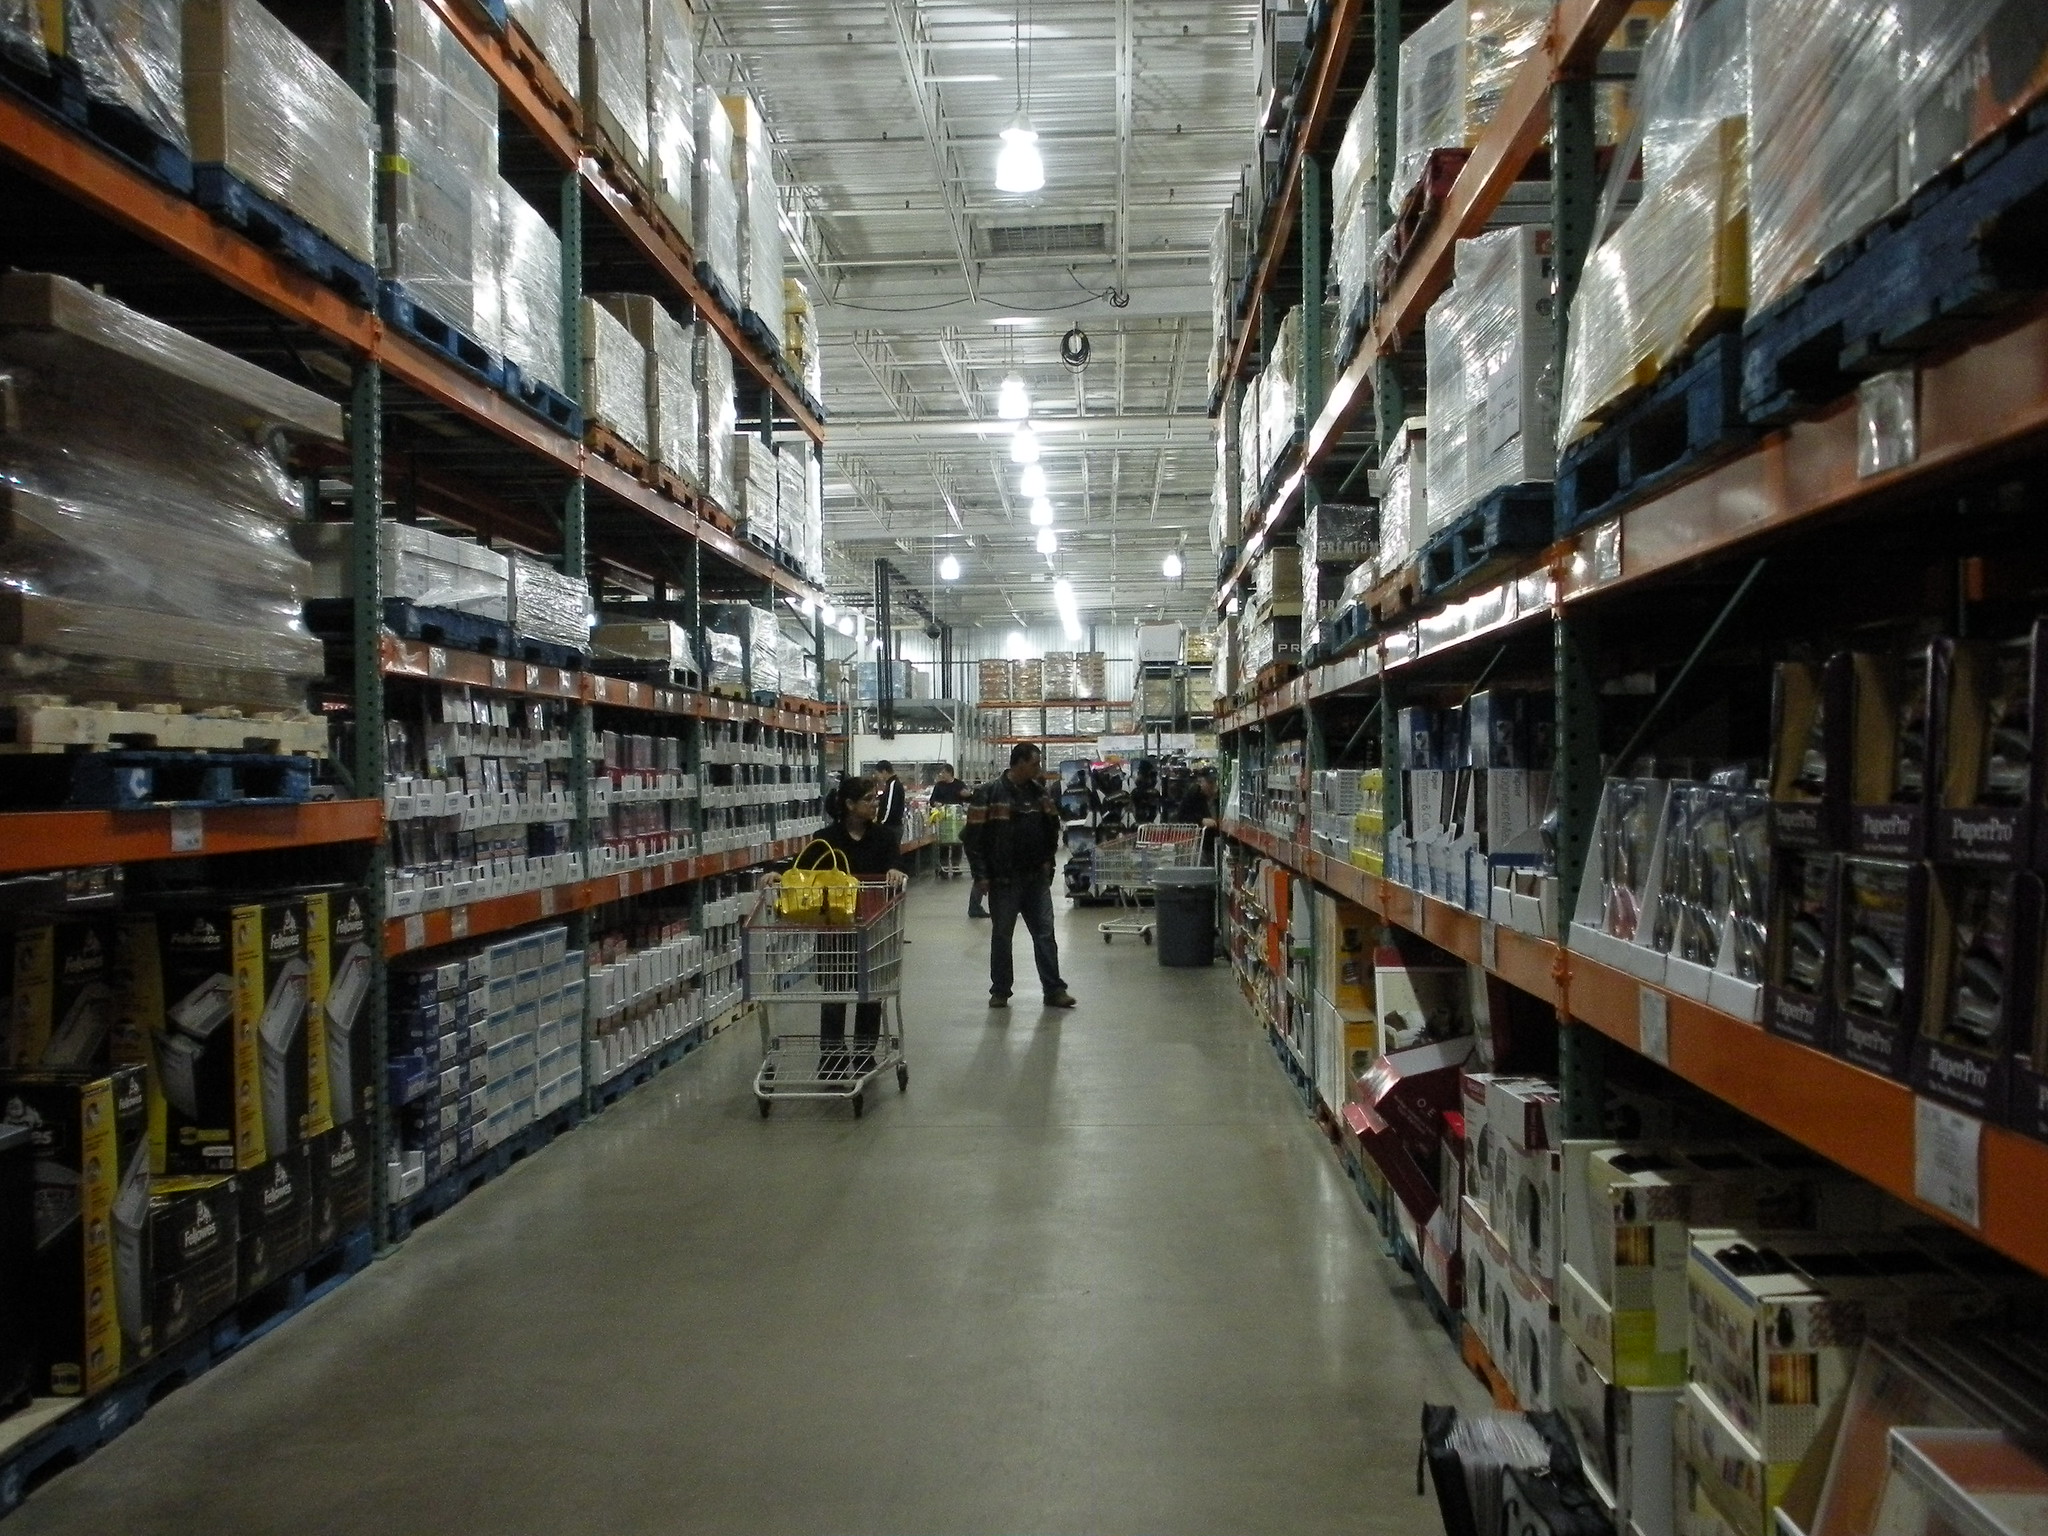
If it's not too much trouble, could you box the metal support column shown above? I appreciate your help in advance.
[1300,156,1326,426]
[1553,608,1601,929]
[1371,0,1405,451]
[1549,76,1600,401]
[875,558,895,741]
[1378,671,1403,874]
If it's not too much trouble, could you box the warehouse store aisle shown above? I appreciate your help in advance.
[8,882,1482,1536]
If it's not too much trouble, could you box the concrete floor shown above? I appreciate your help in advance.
[10,880,1484,1535]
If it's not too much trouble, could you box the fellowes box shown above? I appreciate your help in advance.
[0,1067,152,1394]
[1846,648,1938,859]
[3,917,116,1072]
[1762,850,1838,1051]
[307,1123,372,1250]
[304,888,374,1131]
[1830,858,1928,1081]
[1913,868,2039,1118]
[237,1148,310,1296]
[0,1121,32,1414]
[147,1174,238,1349]
[1932,625,2044,871]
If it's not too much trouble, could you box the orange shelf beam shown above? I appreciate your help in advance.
[0,800,383,874]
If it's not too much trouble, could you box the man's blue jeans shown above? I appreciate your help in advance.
[987,872,1066,998]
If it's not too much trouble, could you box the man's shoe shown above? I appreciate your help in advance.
[988,992,1010,1008]
[968,909,987,919]
[1044,991,1078,1008]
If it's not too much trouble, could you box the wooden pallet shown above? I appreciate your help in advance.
[2,697,328,756]
[587,422,657,486]
[1252,661,1301,697]
[1363,559,1425,629]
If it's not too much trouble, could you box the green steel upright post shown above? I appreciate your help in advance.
[1300,155,1326,427]
[1550,76,1600,406]
[1371,0,1405,451]
[1379,671,1403,873]
[557,165,596,1112]
[1555,608,1606,1133]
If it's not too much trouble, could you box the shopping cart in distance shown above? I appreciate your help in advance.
[931,804,967,878]
[743,877,907,1118]
[1091,822,1206,944]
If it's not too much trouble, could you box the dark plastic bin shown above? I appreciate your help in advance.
[1154,866,1218,967]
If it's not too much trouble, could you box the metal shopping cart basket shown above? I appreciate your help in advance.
[931,805,967,878]
[743,877,907,1118]
[1091,822,1207,944]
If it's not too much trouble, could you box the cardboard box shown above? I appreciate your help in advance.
[1932,625,2045,870]
[305,888,374,1131]
[0,1067,152,1394]
[1913,867,2038,1118]
[1679,1379,1783,1536]
[1831,859,1928,1081]
[237,1148,311,1297]
[1846,649,1937,859]
[3,916,115,1072]
[308,1124,372,1251]
[1768,657,1848,852]
[0,1121,30,1413]
[147,1173,239,1349]
[1902,0,2048,189]
[1559,1341,1681,1536]
[1763,850,1838,1051]
[1504,1259,1560,1410]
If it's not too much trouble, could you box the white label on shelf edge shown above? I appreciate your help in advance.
[1638,988,1671,1066]
[1479,921,1498,972]
[1914,1097,1983,1228]
[540,886,557,916]
[169,808,204,853]
[403,914,426,950]
[449,906,469,939]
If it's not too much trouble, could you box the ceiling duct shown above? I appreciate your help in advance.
[982,222,1108,258]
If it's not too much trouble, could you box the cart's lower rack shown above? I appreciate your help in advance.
[0,1226,373,1517]
[1220,818,2048,1279]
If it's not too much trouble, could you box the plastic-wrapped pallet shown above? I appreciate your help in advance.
[704,630,743,693]
[1374,419,1428,578]
[1075,652,1108,699]
[1330,83,1378,323]
[696,319,736,512]
[497,180,564,396]
[646,0,693,239]
[802,453,824,580]
[584,296,651,454]
[294,521,510,618]
[1042,651,1078,700]
[1304,502,1378,593]
[1015,659,1045,706]
[783,279,821,396]
[385,0,499,347]
[507,0,578,98]
[509,554,593,648]
[181,0,375,264]
[1422,225,1554,530]
[1233,383,1260,531]
[1208,197,1248,389]
[580,0,648,177]
[1257,307,1299,488]
[1253,546,1303,616]
[598,293,696,486]
[0,2,40,66]
[66,0,186,147]
[775,443,808,562]
[722,93,785,352]
[978,658,1016,704]
[0,272,338,711]
[730,436,778,547]
[692,84,742,306]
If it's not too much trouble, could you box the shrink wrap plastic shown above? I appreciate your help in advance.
[580,0,648,171]
[1391,4,1468,215]
[509,554,594,648]
[1331,83,1379,320]
[696,321,736,512]
[647,0,694,238]
[597,294,695,483]
[294,521,509,619]
[1422,225,1553,529]
[693,85,742,304]
[1232,383,1260,529]
[0,0,39,65]
[709,604,781,695]
[723,93,785,350]
[497,180,564,394]
[182,0,375,264]
[776,442,808,560]
[1256,307,1299,486]
[1375,419,1429,577]
[507,0,578,98]
[385,0,499,346]
[68,0,185,146]
[704,630,743,693]
[1748,0,2043,313]
[731,437,778,546]
[584,296,651,453]
[0,274,337,709]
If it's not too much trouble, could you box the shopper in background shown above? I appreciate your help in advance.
[930,764,970,884]
[964,743,1076,1009]
[872,761,907,838]
[1175,766,1220,828]
[792,775,906,1068]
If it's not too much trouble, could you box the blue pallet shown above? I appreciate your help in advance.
[1418,483,1555,599]
[66,751,314,811]
[387,1103,582,1243]
[190,165,376,308]
[1323,602,1373,659]
[1742,101,2048,424]
[308,597,519,658]
[0,52,193,194]
[695,264,741,321]
[1257,438,1304,507]
[501,360,584,438]
[1555,331,1755,537]
[379,283,505,389]
[209,1229,372,1357]
[0,1228,370,1516]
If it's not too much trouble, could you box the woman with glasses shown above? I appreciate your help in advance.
[792,775,906,1067]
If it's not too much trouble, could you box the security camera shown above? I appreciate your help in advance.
[924,622,942,641]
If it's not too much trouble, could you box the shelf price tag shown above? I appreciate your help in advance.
[1593,522,1623,586]
[1637,988,1671,1066]
[402,914,426,951]
[169,809,204,854]
[427,647,447,678]
[1479,921,1498,972]
[448,906,469,939]
[1914,1097,1983,1228]
[490,659,509,689]
[540,886,557,916]
[1858,369,1919,478]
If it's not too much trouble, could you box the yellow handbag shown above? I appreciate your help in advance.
[779,841,859,923]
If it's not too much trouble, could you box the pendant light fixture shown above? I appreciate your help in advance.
[939,554,961,581]
[997,374,1031,420]
[1019,461,1047,499]
[1035,526,1057,555]
[1163,551,1184,580]
[1010,424,1040,464]
[1028,496,1054,527]
[994,0,1043,193]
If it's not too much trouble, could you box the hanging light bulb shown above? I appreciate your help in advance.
[939,554,961,581]
[996,374,1031,420]
[820,602,837,625]
[1035,526,1057,555]
[1019,461,1047,499]
[836,613,854,636]
[1010,424,1040,465]
[1028,497,1054,527]
[1163,551,1184,580]
[994,118,1044,194]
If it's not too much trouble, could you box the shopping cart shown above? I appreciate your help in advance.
[1091,823,1207,943]
[743,877,907,1118]
[931,805,967,878]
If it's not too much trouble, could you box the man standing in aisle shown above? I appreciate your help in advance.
[964,743,1077,1009]
[872,761,907,839]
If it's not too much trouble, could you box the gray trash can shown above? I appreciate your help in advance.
[1154,866,1218,967]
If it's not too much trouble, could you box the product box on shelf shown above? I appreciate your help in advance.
[1768,658,1850,851]
[0,1121,31,1414]
[646,0,695,240]
[236,1145,310,1296]
[1762,849,1838,1051]
[1912,867,2039,1119]
[496,178,565,396]
[1933,623,2044,870]
[1570,778,1671,980]
[581,0,650,176]
[1503,1257,1560,1410]
[1831,857,1928,1082]
[308,1122,373,1250]
[584,294,652,454]
[304,888,374,1132]
[1846,648,1939,860]
[1351,1036,1472,1228]
[1637,781,1771,1019]
[147,1173,238,1350]
[3,915,115,1072]
[0,1067,152,1395]
[1558,1339,1681,1533]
